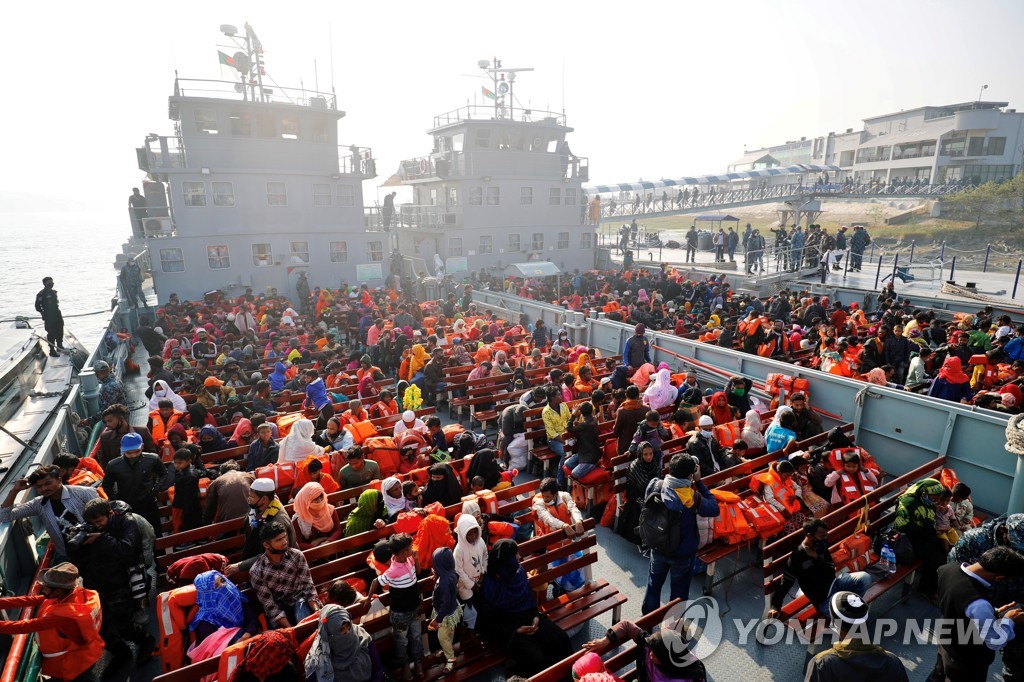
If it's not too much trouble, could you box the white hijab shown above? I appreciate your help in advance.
[381,477,407,517]
[277,418,324,463]
[149,380,186,412]
[741,409,766,450]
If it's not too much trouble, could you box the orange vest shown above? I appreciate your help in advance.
[835,470,876,505]
[34,588,105,680]
[829,447,880,477]
[68,470,107,500]
[535,494,573,536]
[149,409,183,444]
[713,421,742,447]
[156,585,198,673]
[752,466,801,514]
[371,400,399,419]
[343,420,376,444]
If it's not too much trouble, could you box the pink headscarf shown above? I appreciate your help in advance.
[866,368,887,385]
[631,363,656,390]
[293,482,335,534]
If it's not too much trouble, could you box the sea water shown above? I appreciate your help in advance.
[0,210,126,349]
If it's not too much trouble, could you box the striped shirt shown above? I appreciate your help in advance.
[0,485,99,558]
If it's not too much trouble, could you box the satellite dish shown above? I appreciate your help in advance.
[220,24,237,36]
[477,59,490,69]
[234,83,244,93]
[497,82,509,95]
[232,51,251,74]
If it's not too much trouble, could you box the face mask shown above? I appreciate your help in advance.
[732,387,745,397]
[700,429,714,438]
[309,499,326,512]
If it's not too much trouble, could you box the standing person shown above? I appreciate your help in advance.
[640,454,719,614]
[849,225,870,271]
[685,225,698,263]
[929,547,1024,682]
[805,591,908,681]
[128,187,147,236]
[382,190,397,230]
[0,464,99,561]
[0,562,104,682]
[623,324,652,370]
[713,230,725,262]
[301,368,335,430]
[35,277,65,357]
[102,432,168,538]
[727,226,739,262]
[365,533,425,680]
[296,271,311,316]
[892,478,948,597]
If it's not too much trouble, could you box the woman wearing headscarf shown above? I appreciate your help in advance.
[304,605,382,682]
[490,351,514,376]
[478,539,572,676]
[630,363,656,390]
[451,342,471,367]
[268,361,289,393]
[430,547,462,673]
[928,356,973,403]
[408,344,428,378]
[454,513,487,645]
[189,570,260,645]
[380,477,411,521]
[740,409,766,454]
[227,418,254,449]
[230,629,299,682]
[277,419,325,463]
[344,490,387,537]
[198,424,229,454]
[149,379,187,412]
[420,463,464,508]
[706,391,738,425]
[292,482,343,550]
[466,449,501,490]
[642,369,678,411]
[617,441,661,545]
[892,477,948,597]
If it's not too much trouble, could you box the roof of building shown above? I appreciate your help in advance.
[863,100,1009,123]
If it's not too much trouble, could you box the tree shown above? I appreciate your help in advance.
[945,181,1000,230]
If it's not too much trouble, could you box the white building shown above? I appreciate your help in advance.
[729,101,1023,185]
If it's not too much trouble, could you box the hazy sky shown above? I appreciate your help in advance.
[3,0,1023,212]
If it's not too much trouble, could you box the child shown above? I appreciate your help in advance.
[171,448,204,533]
[453,514,486,647]
[950,483,976,530]
[426,416,448,455]
[469,475,487,495]
[366,533,424,680]
[934,487,961,552]
[401,480,421,508]
[629,411,669,460]
[366,539,393,576]
[429,547,462,673]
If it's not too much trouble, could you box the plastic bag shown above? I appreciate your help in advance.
[551,551,586,592]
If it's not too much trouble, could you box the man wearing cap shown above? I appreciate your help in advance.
[805,590,908,681]
[102,432,168,536]
[0,464,99,561]
[393,410,427,437]
[235,478,296,567]
[93,403,157,470]
[687,415,732,477]
[0,562,104,680]
[196,375,236,409]
[623,324,652,370]
[85,360,127,422]
[191,327,218,361]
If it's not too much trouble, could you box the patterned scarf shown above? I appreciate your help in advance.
[190,570,245,631]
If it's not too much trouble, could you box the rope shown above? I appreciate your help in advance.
[854,385,881,406]
[1006,414,1024,456]
[0,309,111,323]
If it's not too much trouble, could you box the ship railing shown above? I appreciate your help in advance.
[393,204,462,231]
[398,151,465,181]
[174,77,338,109]
[337,145,377,177]
[433,104,566,128]
[137,135,187,171]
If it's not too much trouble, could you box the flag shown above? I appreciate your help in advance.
[482,86,496,101]
[218,51,234,67]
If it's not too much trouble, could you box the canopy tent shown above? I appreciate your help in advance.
[586,163,842,194]
[694,214,740,223]
[504,261,563,299]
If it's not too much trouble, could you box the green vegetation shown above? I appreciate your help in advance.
[944,175,1024,231]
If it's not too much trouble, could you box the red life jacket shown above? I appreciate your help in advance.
[834,470,876,505]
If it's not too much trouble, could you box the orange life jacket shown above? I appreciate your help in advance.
[713,421,742,447]
[709,489,755,544]
[156,585,198,673]
[751,465,801,514]
[828,447,881,476]
[834,470,877,505]
[149,409,183,444]
[67,469,108,499]
[343,420,377,444]
[534,494,573,536]
[11,588,104,681]
[370,400,399,419]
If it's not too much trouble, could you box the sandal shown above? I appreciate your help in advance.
[444,659,456,674]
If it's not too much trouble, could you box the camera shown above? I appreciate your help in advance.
[65,522,98,551]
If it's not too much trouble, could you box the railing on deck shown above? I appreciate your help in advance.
[338,145,376,177]
[433,104,566,128]
[174,78,338,109]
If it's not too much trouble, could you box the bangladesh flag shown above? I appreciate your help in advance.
[218,51,234,67]
[482,86,496,100]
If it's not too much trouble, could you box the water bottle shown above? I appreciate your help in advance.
[881,544,897,573]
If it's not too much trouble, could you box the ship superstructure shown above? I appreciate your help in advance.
[394,58,595,278]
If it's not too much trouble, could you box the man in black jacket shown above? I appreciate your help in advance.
[686,415,732,477]
[101,432,168,538]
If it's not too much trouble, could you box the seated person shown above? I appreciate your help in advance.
[338,447,381,489]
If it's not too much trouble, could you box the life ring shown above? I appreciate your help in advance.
[420,158,428,173]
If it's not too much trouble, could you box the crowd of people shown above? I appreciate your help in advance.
[2,266,1023,681]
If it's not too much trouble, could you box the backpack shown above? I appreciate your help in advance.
[636,481,682,555]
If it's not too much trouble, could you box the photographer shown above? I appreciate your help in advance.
[0,464,98,561]
[69,498,155,672]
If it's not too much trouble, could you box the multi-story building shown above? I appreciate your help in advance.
[729,100,1023,185]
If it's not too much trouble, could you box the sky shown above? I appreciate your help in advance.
[1,0,1023,213]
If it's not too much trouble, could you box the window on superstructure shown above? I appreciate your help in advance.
[256,113,275,138]
[565,188,576,205]
[508,234,521,252]
[988,137,1007,156]
[557,232,570,249]
[968,137,985,157]
[448,238,463,257]
[159,248,185,272]
[183,182,207,207]
[580,232,594,249]
[230,112,252,136]
[475,128,491,149]
[469,187,482,206]
[290,241,310,264]
[280,116,299,141]
[520,187,533,205]
[252,243,273,267]
[312,120,331,143]
[207,245,230,269]
[267,182,287,206]
[549,188,561,205]
[330,241,348,263]
[452,133,464,152]
[940,132,967,157]
[313,184,332,207]
[531,233,544,251]
[336,184,355,207]
[366,241,384,262]
[486,187,500,206]
[479,235,492,254]
[212,182,235,207]
[194,109,218,134]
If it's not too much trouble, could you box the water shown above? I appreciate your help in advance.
[0,210,127,350]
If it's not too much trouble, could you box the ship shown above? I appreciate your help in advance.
[2,23,1024,682]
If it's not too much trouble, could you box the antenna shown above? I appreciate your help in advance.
[329,24,336,97]
[561,57,565,114]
